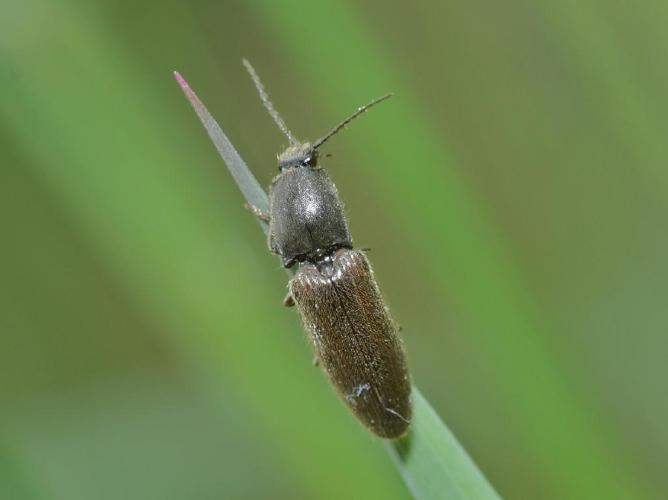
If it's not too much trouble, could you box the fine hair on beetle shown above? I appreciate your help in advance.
[242,59,411,439]
[242,59,392,172]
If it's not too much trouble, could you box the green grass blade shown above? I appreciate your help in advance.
[175,74,499,499]
[388,389,500,500]
[173,71,270,218]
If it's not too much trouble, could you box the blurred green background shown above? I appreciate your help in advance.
[2,0,667,498]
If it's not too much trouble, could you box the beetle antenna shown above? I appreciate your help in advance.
[312,93,393,150]
[242,59,297,145]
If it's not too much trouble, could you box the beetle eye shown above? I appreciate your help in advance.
[303,154,317,167]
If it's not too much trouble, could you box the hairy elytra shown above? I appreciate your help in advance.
[243,60,411,438]
[291,249,411,438]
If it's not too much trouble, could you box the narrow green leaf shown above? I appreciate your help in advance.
[173,71,270,219]
[174,71,270,218]
[387,389,499,500]
[176,73,500,499]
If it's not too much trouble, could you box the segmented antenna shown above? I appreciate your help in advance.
[242,59,297,145]
[312,93,393,150]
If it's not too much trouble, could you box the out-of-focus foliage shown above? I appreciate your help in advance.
[1,0,666,498]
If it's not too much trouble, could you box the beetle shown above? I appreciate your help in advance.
[243,60,411,438]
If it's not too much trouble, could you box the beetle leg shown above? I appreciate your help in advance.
[244,203,270,222]
[282,291,295,307]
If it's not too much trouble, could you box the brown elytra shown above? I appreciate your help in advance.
[290,249,411,438]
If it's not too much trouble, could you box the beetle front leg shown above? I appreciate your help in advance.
[283,291,295,307]
[244,203,270,222]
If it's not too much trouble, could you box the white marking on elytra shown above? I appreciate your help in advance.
[346,383,371,406]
